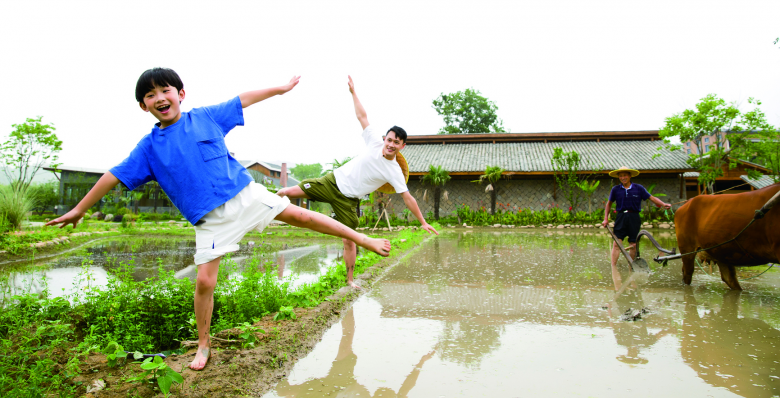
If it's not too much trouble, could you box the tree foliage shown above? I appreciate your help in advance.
[432,88,505,135]
[0,116,62,189]
[659,94,775,191]
[290,163,323,180]
[551,148,601,213]
[422,164,451,220]
[28,181,59,215]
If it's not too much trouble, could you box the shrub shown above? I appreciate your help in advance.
[0,184,37,230]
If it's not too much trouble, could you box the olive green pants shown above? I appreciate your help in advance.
[298,173,360,229]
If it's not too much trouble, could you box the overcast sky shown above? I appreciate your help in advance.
[1,0,778,172]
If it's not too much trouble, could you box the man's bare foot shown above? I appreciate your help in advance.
[360,235,391,257]
[347,280,362,290]
[189,347,211,371]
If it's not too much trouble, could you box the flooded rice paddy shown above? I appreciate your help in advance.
[265,230,780,398]
[0,236,345,300]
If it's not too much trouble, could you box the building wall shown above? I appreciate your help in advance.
[384,175,686,218]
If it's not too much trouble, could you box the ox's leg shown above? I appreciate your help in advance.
[681,253,696,285]
[718,262,742,290]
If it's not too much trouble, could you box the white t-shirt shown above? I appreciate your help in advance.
[334,125,409,198]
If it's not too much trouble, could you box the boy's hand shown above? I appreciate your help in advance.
[280,76,300,95]
[348,75,356,94]
[421,223,439,235]
[46,209,86,229]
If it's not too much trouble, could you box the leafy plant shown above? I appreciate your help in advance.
[0,183,37,230]
[236,322,265,349]
[274,306,296,321]
[129,355,183,397]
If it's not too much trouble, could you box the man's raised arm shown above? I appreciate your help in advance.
[348,75,369,130]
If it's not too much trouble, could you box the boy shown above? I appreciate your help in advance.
[277,76,437,289]
[47,68,392,371]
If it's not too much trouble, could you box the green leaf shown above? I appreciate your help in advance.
[167,368,184,384]
[157,375,173,395]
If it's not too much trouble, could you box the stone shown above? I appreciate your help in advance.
[466,226,473,228]
[382,227,389,231]
[168,220,176,224]
[104,214,114,222]
[659,223,671,229]
[400,239,407,243]
[91,211,104,220]
[556,225,565,229]
[494,224,501,227]
[462,223,467,227]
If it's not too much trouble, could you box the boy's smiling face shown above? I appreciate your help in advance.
[139,85,185,128]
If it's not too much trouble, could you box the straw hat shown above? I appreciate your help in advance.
[377,151,409,194]
[609,166,640,178]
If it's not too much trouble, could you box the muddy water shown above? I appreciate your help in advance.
[0,237,344,300]
[265,230,780,398]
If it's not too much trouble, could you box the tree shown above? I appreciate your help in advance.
[658,94,772,193]
[432,88,505,135]
[290,163,323,180]
[421,165,451,220]
[473,166,504,215]
[1,116,62,190]
[727,99,778,183]
[28,181,59,215]
[551,148,601,213]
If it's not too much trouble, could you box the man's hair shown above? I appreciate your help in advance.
[135,68,184,103]
[386,126,408,143]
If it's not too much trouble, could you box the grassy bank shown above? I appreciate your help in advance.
[0,226,431,397]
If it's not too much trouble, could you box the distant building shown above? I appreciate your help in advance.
[682,132,729,155]
[384,130,694,217]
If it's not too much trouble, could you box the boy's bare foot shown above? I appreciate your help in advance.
[360,235,391,257]
[189,347,211,371]
[347,280,362,290]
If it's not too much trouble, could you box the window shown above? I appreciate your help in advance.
[687,149,691,154]
[704,137,710,143]
[705,145,710,152]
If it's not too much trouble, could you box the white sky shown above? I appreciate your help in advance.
[1,0,778,171]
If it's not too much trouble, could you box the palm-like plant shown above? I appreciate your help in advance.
[575,179,600,215]
[324,157,354,174]
[421,165,451,220]
[473,166,504,215]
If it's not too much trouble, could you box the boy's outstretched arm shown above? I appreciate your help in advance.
[46,172,120,228]
[401,191,438,235]
[347,76,369,130]
[239,76,300,108]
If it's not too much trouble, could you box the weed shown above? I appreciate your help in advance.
[274,306,297,321]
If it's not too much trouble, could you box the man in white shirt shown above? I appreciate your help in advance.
[277,76,438,288]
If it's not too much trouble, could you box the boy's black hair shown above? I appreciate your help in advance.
[386,126,408,143]
[135,68,184,103]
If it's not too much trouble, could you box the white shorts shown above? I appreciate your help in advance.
[194,182,290,265]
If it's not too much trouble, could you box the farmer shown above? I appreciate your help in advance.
[601,167,671,267]
[277,76,438,289]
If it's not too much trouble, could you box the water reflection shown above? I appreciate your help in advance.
[268,230,780,397]
[271,309,434,397]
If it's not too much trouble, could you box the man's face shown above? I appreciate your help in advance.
[382,131,406,159]
[618,172,631,185]
[139,85,185,128]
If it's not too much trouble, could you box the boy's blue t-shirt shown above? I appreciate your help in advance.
[110,96,253,224]
[608,183,651,212]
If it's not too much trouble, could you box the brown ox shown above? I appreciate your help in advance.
[674,183,780,290]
